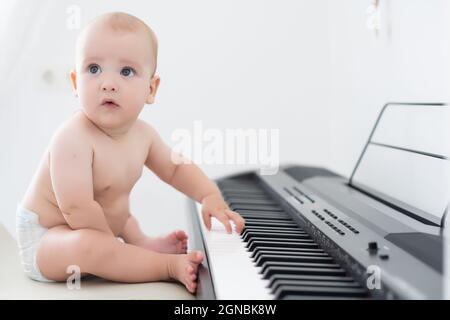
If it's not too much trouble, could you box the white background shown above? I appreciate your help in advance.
[0,0,448,239]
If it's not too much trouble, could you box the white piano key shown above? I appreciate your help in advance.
[195,203,273,299]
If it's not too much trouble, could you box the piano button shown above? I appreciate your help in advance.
[262,266,347,279]
[274,285,368,299]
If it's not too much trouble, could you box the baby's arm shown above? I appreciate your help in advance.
[144,124,245,234]
[49,127,114,236]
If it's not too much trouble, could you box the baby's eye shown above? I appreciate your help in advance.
[120,67,135,77]
[88,64,101,75]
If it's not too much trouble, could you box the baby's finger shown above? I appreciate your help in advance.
[226,209,245,233]
[202,210,212,230]
[214,211,233,234]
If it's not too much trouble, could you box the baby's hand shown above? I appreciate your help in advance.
[201,194,245,234]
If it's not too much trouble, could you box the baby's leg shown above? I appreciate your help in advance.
[138,230,188,254]
[36,225,203,290]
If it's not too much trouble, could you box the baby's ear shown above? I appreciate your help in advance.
[146,75,160,104]
[70,69,78,97]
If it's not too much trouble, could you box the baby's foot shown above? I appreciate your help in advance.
[168,251,204,293]
[142,230,188,254]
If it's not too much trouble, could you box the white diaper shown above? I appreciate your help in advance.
[16,204,55,282]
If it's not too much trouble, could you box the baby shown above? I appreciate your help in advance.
[16,12,245,294]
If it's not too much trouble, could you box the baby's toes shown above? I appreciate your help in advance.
[175,230,188,241]
[186,264,194,274]
[187,251,203,264]
[187,279,197,293]
[182,272,196,293]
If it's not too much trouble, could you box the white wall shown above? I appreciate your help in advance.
[326,0,448,176]
[0,0,447,240]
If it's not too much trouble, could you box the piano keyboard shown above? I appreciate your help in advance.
[193,175,370,300]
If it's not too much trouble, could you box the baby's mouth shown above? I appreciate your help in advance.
[101,98,119,108]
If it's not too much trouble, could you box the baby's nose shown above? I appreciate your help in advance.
[101,80,118,92]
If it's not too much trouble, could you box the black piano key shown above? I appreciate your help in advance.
[228,199,279,206]
[220,189,267,195]
[242,225,303,231]
[243,218,294,223]
[246,236,314,244]
[219,181,263,188]
[250,246,325,258]
[242,229,307,238]
[247,240,319,251]
[274,285,368,299]
[240,214,292,221]
[260,261,341,275]
[225,195,273,202]
[268,274,356,287]
[246,238,315,250]
[242,232,310,242]
[243,226,303,233]
[239,210,290,216]
[231,204,284,211]
[262,266,347,279]
[253,250,328,261]
[224,194,270,200]
[236,209,292,216]
[254,254,333,266]
[271,279,362,293]
[236,211,292,220]
[244,221,297,228]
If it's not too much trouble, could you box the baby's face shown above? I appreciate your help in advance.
[72,23,158,131]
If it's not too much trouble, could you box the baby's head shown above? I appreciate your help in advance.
[70,12,160,133]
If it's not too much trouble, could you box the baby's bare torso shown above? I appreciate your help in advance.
[22,111,150,236]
